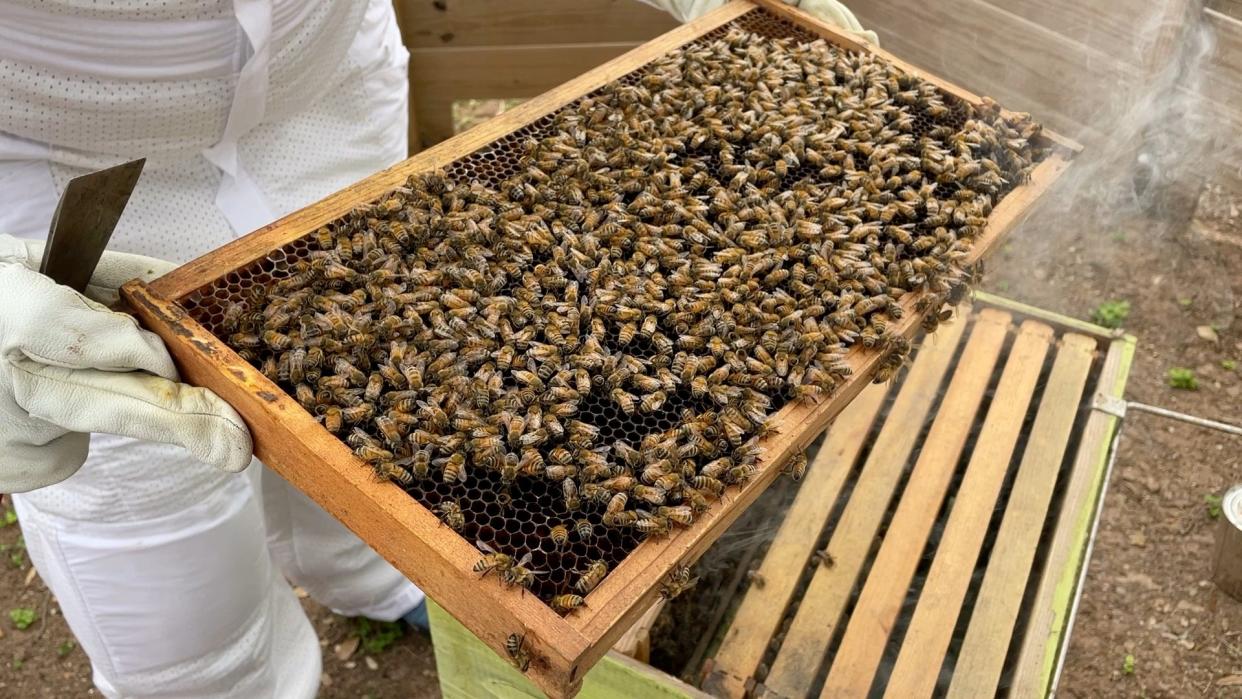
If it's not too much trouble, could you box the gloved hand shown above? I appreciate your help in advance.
[794,0,878,45]
[641,0,878,44]
[0,234,252,493]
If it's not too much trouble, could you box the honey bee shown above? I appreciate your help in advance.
[658,564,698,600]
[354,444,392,462]
[610,388,638,415]
[656,505,694,526]
[435,500,465,531]
[550,524,570,548]
[639,390,667,414]
[374,415,403,447]
[574,518,594,540]
[439,453,466,483]
[407,448,432,479]
[505,633,531,672]
[550,594,586,614]
[375,462,412,487]
[785,451,809,481]
[321,406,343,433]
[575,560,608,594]
[474,540,514,578]
[562,479,581,511]
[501,552,545,589]
[632,485,666,505]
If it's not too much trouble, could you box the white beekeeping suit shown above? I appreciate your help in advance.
[0,1,422,696]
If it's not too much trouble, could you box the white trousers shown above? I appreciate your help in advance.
[12,435,423,699]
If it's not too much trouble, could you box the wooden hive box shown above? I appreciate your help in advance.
[120,3,1079,697]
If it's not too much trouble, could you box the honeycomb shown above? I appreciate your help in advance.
[179,8,1045,609]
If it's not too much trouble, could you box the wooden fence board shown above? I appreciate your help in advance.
[394,0,677,48]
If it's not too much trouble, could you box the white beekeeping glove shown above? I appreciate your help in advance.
[795,0,878,44]
[0,234,252,493]
[637,0,878,44]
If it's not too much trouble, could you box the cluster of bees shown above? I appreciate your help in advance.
[221,27,1043,610]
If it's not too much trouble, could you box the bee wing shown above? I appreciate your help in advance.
[476,539,498,555]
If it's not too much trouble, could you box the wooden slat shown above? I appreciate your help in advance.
[612,598,665,663]
[882,320,1055,698]
[1006,334,1136,697]
[703,382,891,698]
[819,309,1012,697]
[848,0,1137,138]
[760,311,971,698]
[428,601,710,699]
[946,333,1100,699]
[394,0,678,49]
[1201,10,1242,114]
[1210,0,1242,19]
[982,0,1159,68]
[409,43,642,102]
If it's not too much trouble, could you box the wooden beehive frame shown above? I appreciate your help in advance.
[120,2,1080,696]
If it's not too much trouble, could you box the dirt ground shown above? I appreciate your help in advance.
[988,182,1242,697]
[1,103,1239,697]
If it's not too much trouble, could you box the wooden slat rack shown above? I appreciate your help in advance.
[118,3,1078,696]
[701,292,1135,698]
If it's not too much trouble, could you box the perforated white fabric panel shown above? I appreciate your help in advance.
[0,1,363,162]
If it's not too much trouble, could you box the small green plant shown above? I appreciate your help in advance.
[7,535,25,568]
[1178,297,1193,307]
[1091,300,1130,329]
[1122,653,1136,675]
[11,659,23,671]
[352,617,404,655]
[1111,231,1127,242]
[1166,367,1199,390]
[1223,359,1238,372]
[57,641,76,658]
[9,607,36,630]
[0,509,16,527]
[1206,494,1224,520]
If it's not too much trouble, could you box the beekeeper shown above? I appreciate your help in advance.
[0,0,871,696]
